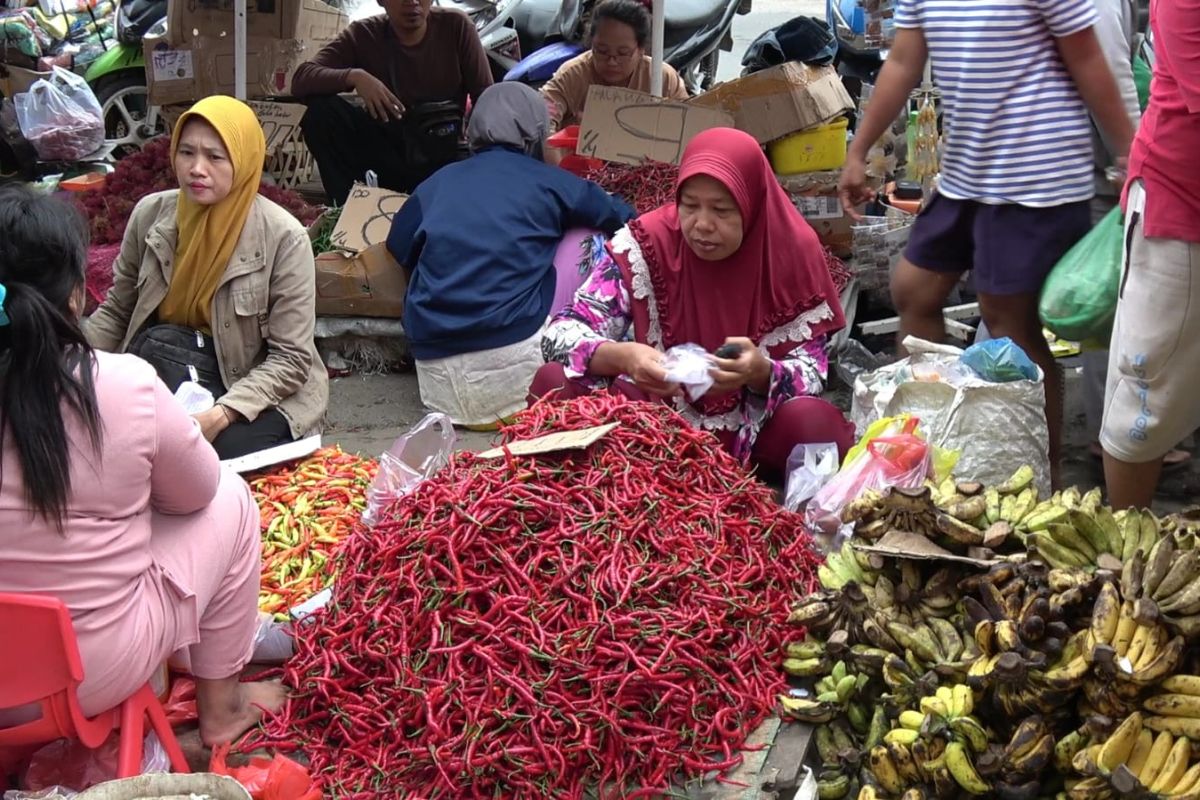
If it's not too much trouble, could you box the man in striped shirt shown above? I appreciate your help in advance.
[840,0,1136,485]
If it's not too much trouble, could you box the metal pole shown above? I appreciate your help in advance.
[234,0,247,100]
[650,0,664,97]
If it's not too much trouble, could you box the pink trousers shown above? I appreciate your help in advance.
[528,362,856,475]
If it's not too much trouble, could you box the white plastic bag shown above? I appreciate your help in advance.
[660,343,714,401]
[14,67,104,161]
[362,413,456,526]
[852,337,1050,496]
[783,443,840,512]
[173,380,214,414]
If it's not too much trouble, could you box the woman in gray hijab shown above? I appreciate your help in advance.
[386,82,634,430]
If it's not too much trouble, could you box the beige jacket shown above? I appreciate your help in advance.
[86,190,328,439]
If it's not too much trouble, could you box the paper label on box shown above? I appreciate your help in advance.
[330,184,408,253]
[578,86,733,166]
[249,100,306,156]
[150,49,193,82]
[795,195,843,221]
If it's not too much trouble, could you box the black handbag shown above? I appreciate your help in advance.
[128,324,225,396]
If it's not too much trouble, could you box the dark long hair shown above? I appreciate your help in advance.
[0,184,101,530]
[590,0,652,48]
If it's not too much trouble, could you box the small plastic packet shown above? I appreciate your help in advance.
[173,380,214,414]
[362,413,456,526]
[783,442,840,512]
[660,343,714,401]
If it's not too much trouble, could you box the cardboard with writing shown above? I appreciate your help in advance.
[310,183,409,318]
[145,34,326,105]
[777,170,883,258]
[688,63,853,146]
[577,85,733,167]
[247,100,306,156]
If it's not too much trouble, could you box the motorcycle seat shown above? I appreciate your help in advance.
[664,0,727,31]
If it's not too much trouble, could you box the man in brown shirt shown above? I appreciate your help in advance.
[293,0,493,204]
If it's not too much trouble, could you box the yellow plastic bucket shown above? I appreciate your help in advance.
[768,118,850,174]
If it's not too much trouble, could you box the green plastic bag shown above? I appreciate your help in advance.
[1039,207,1124,342]
[1134,53,1152,112]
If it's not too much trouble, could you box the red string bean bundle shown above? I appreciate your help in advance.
[245,395,821,798]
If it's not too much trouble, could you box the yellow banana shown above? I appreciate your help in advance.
[949,716,990,754]
[1170,762,1200,796]
[1139,730,1175,788]
[1097,711,1142,773]
[1113,602,1138,657]
[1145,694,1200,718]
[869,745,906,795]
[1145,716,1200,740]
[884,727,920,746]
[899,710,927,731]
[1149,735,1191,794]
[952,684,974,718]
[1161,675,1200,696]
[945,740,990,795]
[1090,582,1121,647]
[1127,729,1155,778]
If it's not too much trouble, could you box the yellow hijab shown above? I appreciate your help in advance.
[158,96,266,331]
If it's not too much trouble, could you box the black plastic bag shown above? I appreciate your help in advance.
[741,16,837,74]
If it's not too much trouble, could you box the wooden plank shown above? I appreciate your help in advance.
[761,721,814,792]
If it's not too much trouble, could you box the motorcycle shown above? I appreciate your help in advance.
[84,0,166,157]
[827,0,880,120]
[504,0,753,95]
[430,0,525,82]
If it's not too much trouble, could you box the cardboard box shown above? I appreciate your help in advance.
[0,65,49,97]
[311,184,409,318]
[145,34,324,105]
[146,0,346,105]
[778,170,883,258]
[577,85,734,167]
[688,63,854,146]
[167,0,346,45]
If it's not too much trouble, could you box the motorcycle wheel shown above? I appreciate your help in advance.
[91,70,165,159]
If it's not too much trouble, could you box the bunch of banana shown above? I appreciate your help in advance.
[1075,711,1200,799]
[1085,576,1185,686]
[1029,492,1158,573]
[815,720,863,800]
[788,583,871,640]
[962,560,1076,666]
[991,715,1057,797]
[1122,533,1200,640]
[866,559,965,624]
[1141,675,1200,740]
[820,540,882,591]
[779,659,867,720]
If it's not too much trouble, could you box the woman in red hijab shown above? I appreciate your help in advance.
[532,127,855,471]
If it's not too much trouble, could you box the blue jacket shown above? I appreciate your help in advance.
[387,148,635,360]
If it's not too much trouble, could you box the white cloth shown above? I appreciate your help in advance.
[415,325,545,427]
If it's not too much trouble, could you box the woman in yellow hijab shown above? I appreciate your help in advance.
[87,96,329,459]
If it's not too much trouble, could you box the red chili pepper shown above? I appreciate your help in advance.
[241,395,821,798]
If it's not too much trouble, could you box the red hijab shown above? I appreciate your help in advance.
[615,127,846,415]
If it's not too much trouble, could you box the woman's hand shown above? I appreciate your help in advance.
[710,337,772,395]
[193,405,235,443]
[621,342,679,397]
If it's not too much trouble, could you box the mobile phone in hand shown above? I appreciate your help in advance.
[714,343,743,360]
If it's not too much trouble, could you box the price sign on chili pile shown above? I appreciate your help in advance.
[328,183,408,253]
[578,85,733,166]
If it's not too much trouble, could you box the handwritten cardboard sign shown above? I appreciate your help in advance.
[478,423,619,459]
[578,86,733,166]
[330,183,408,254]
[249,100,307,156]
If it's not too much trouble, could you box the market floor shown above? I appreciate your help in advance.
[322,368,1200,511]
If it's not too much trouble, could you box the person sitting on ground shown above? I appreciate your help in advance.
[532,128,856,472]
[292,0,493,204]
[1101,0,1200,509]
[541,0,689,136]
[386,82,635,431]
[0,185,284,747]
[86,96,328,461]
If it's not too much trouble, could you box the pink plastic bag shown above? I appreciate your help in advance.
[210,745,321,800]
[806,418,932,535]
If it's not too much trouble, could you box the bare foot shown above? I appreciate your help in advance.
[198,680,288,747]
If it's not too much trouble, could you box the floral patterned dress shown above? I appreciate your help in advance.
[542,231,833,462]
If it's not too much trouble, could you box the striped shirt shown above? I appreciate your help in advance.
[896,0,1099,206]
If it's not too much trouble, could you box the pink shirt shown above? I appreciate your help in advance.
[0,352,219,710]
[1126,0,1200,242]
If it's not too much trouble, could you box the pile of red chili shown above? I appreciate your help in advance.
[581,160,680,215]
[244,395,820,798]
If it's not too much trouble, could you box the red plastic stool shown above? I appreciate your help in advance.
[0,593,190,779]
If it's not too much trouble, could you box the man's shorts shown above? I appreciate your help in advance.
[1101,181,1200,463]
[903,192,1092,295]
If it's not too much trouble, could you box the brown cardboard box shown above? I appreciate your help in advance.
[688,63,854,146]
[145,34,324,105]
[146,0,346,105]
[0,65,49,97]
[777,170,882,258]
[167,0,346,45]
[310,184,409,318]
